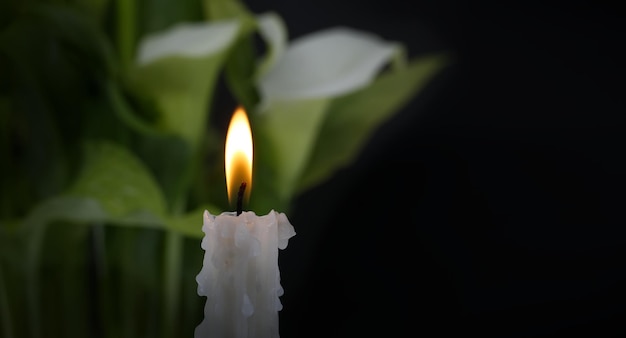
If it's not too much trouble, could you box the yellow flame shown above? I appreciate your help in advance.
[225,106,253,205]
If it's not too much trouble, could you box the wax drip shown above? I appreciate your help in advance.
[236,182,246,216]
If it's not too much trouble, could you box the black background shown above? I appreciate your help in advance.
[241,1,626,337]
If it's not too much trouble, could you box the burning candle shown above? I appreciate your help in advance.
[195,107,296,338]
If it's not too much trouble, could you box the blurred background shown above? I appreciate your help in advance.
[1,0,625,338]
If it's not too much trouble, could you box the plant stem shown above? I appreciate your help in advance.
[89,224,107,338]
[162,198,186,338]
[122,230,137,338]
[116,0,136,71]
[0,263,14,338]
[26,225,45,338]
[163,232,183,338]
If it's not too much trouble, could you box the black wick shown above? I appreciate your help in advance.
[236,182,246,216]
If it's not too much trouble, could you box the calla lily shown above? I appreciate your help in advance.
[130,20,241,149]
[256,26,400,107]
[249,20,447,211]
[251,23,397,207]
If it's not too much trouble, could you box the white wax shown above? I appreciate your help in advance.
[195,210,296,338]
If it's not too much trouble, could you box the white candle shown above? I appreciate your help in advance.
[195,210,295,338]
[195,107,296,338]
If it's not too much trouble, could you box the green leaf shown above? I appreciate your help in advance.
[135,133,194,210]
[298,54,449,192]
[68,141,167,219]
[18,139,221,237]
[254,98,330,203]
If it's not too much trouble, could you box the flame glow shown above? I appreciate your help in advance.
[225,106,253,205]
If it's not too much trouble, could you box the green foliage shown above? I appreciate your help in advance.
[299,54,448,192]
[69,141,168,219]
[0,0,448,337]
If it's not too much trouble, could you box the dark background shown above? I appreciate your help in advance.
[241,1,626,337]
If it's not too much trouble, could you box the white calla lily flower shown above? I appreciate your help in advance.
[255,12,287,79]
[257,27,399,107]
[136,20,240,65]
[131,19,242,148]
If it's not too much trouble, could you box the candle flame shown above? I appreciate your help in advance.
[225,106,253,205]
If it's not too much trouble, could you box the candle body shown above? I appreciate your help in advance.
[195,210,296,338]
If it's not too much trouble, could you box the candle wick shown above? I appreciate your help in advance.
[236,182,246,216]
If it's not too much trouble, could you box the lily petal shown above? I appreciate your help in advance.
[257,27,399,105]
[137,20,240,65]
